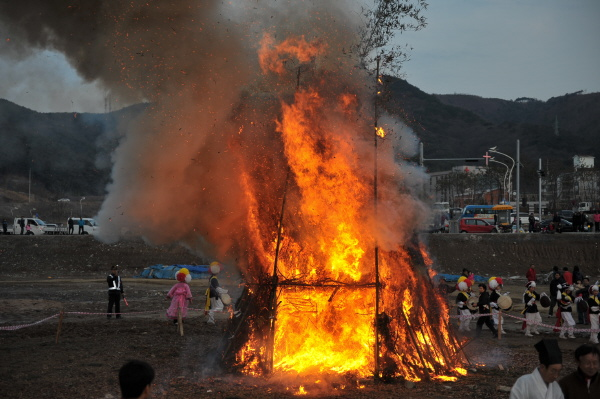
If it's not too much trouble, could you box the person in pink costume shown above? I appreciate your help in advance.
[166,268,192,325]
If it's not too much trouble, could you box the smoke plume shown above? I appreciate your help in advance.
[0,1,428,271]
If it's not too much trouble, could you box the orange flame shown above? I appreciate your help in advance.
[234,35,462,383]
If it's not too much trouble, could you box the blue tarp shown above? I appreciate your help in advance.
[137,264,210,280]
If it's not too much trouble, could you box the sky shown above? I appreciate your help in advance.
[0,0,598,113]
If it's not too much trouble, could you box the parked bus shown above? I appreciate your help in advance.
[461,205,513,231]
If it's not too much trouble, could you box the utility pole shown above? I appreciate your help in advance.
[538,158,543,223]
[516,140,520,232]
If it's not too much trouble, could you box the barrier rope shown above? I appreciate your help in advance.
[2,305,598,333]
[449,311,600,333]
[0,306,233,331]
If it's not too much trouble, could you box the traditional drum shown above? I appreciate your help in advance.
[577,298,589,313]
[220,293,232,306]
[540,294,551,308]
[467,297,479,311]
[497,295,513,311]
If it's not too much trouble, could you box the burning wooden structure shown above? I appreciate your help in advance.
[211,35,467,384]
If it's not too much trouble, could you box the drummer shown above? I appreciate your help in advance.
[456,280,473,332]
[587,285,600,344]
[557,285,576,339]
[523,281,542,337]
[489,277,507,335]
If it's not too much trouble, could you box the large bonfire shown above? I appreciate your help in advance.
[218,34,466,383]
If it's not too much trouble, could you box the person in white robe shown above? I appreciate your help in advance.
[510,338,564,399]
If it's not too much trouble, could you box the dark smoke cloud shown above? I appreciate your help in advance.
[0,1,428,271]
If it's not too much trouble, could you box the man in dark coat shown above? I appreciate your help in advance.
[475,283,498,338]
[558,344,600,399]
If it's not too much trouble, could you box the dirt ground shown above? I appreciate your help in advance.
[0,234,598,398]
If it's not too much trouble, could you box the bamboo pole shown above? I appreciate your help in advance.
[178,308,183,336]
[498,311,502,340]
[398,306,430,380]
[55,310,64,344]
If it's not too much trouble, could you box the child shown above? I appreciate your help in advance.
[166,268,192,325]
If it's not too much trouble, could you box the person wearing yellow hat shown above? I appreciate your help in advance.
[205,262,228,325]
[166,268,192,325]
[523,281,542,337]
[455,279,472,332]
[587,285,600,344]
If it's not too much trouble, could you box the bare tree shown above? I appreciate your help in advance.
[356,0,428,74]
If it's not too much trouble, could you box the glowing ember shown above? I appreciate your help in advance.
[375,127,386,138]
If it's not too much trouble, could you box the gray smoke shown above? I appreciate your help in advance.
[0,1,427,270]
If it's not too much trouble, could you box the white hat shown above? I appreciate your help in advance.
[527,281,536,289]
[209,261,222,275]
[591,285,599,292]
[489,279,499,290]
[458,281,468,292]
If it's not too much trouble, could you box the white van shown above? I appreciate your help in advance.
[13,217,47,235]
[68,217,100,235]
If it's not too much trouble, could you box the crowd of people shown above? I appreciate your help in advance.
[106,262,232,326]
[451,266,600,344]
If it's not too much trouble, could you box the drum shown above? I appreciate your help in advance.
[540,295,551,308]
[467,297,479,311]
[497,295,513,311]
[220,293,232,306]
[577,299,589,313]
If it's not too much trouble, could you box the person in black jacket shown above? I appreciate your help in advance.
[549,272,565,316]
[107,265,125,319]
[475,283,498,338]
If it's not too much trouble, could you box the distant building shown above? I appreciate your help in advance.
[573,155,595,170]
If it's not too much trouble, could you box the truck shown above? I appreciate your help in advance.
[12,217,47,235]
[69,217,100,235]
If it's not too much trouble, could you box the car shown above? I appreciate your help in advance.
[539,218,574,233]
[459,218,499,233]
[556,210,574,222]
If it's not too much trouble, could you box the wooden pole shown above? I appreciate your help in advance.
[498,311,502,340]
[55,310,64,344]
[398,306,430,380]
[178,308,184,336]
[373,55,381,381]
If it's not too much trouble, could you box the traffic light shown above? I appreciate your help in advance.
[537,169,546,177]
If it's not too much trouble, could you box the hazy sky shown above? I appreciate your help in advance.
[1,0,598,113]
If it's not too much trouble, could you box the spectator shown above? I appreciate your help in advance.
[572,266,584,286]
[107,265,125,319]
[119,360,154,399]
[594,211,600,232]
[563,267,573,286]
[526,263,537,283]
[2,218,7,234]
[475,283,498,339]
[68,217,74,235]
[575,277,591,325]
[18,217,25,234]
[509,339,564,399]
[558,344,600,399]
[78,217,85,234]
[528,213,536,233]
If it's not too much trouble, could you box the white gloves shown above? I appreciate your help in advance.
[216,287,228,294]
[527,298,535,306]
[491,302,499,309]
[457,301,465,307]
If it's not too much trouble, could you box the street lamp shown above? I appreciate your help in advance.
[79,197,85,216]
[488,158,509,203]
[488,147,515,203]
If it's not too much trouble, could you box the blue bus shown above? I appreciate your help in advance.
[461,205,513,230]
